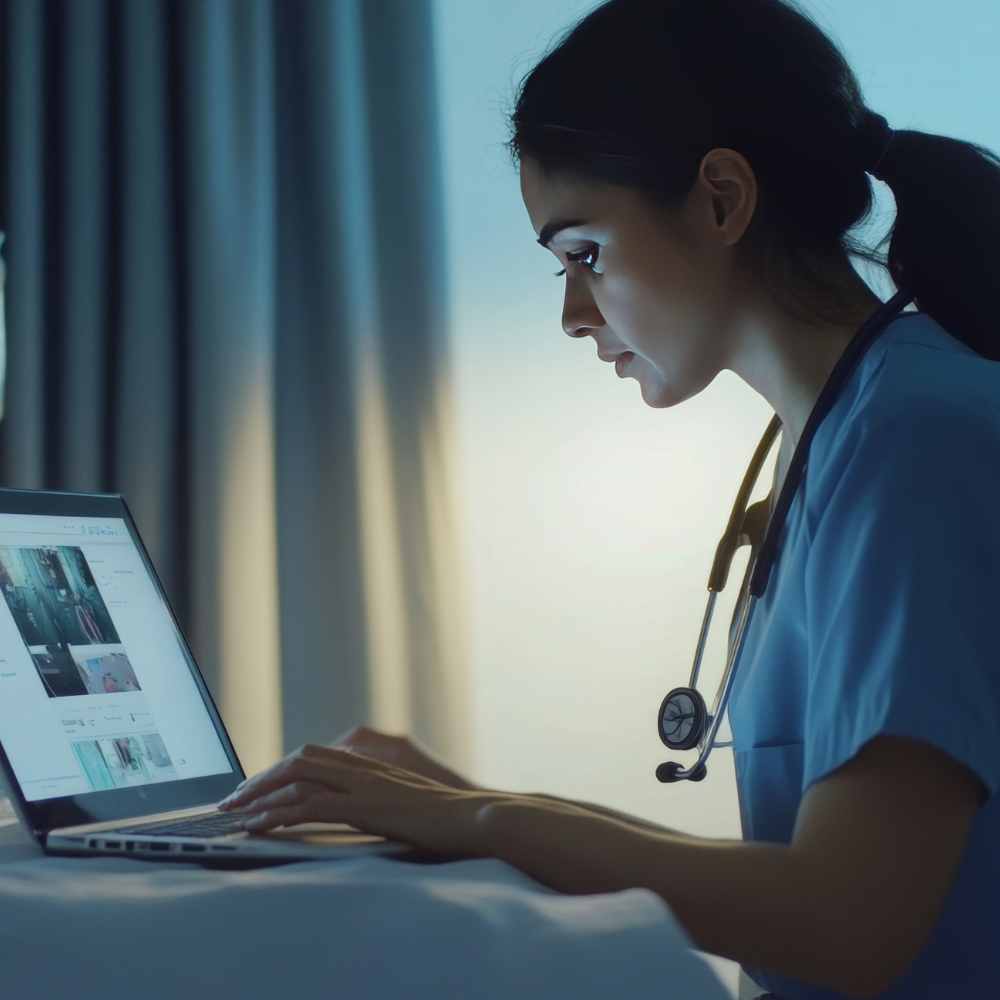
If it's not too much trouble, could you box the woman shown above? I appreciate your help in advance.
[220,1,1000,996]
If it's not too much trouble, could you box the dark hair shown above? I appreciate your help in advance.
[504,0,1000,360]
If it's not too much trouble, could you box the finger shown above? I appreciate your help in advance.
[332,730,402,757]
[283,743,384,771]
[305,743,385,767]
[222,746,390,809]
[237,780,326,815]
[219,763,284,809]
[330,725,397,750]
[241,804,312,832]
[241,796,348,832]
[229,745,378,799]
[220,754,363,809]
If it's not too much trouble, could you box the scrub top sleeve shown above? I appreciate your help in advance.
[802,401,1000,801]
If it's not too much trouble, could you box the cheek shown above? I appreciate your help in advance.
[613,260,683,326]
[599,277,663,340]
[599,249,697,359]
[618,299,676,359]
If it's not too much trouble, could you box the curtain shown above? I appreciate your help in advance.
[0,0,472,780]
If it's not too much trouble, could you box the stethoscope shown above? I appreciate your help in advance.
[655,287,916,783]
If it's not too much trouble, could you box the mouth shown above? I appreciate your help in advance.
[614,352,635,376]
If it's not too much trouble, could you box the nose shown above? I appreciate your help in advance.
[561,282,604,340]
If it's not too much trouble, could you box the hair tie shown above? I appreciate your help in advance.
[862,111,896,180]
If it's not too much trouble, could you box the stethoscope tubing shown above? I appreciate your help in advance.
[663,573,758,779]
[656,287,917,782]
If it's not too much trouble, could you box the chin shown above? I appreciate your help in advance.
[635,370,692,409]
[635,375,673,408]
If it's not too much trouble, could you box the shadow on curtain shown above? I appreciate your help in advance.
[0,0,472,778]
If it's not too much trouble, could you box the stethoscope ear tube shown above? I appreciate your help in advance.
[707,416,783,592]
[656,760,706,783]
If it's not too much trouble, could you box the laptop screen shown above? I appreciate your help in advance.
[0,510,235,806]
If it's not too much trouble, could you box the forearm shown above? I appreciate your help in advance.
[459,778,679,837]
[478,798,869,998]
[527,791,680,836]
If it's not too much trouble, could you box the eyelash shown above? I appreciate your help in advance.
[553,245,601,278]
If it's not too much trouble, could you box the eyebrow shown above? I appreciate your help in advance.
[537,218,588,248]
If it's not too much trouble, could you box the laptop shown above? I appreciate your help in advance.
[0,487,416,864]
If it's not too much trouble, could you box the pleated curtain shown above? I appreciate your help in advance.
[0,0,472,778]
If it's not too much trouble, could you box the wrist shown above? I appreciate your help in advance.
[469,793,537,856]
[473,794,633,894]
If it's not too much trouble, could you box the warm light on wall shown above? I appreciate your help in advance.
[355,346,413,736]
[218,367,282,775]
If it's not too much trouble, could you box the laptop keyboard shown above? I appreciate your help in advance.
[111,811,248,839]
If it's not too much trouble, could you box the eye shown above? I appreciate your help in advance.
[553,245,601,278]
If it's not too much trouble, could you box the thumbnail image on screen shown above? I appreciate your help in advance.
[0,545,119,647]
[30,645,141,698]
[71,732,178,791]
[0,545,133,698]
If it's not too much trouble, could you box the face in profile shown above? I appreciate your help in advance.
[518,155,745,411]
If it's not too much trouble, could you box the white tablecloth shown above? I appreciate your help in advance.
[0,818,730,998]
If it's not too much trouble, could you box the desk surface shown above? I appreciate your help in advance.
[0,814,39,863]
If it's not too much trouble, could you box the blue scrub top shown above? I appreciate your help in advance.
[727,309,1000,998]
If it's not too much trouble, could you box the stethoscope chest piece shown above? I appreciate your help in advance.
[658,686,707,751]
[655,686,710,782]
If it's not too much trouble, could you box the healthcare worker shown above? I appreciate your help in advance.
[220,2,1000,997]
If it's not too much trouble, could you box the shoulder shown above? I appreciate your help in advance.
[873,313,994,424]
[809,313,1000,489]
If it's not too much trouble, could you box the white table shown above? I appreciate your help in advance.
[0,812,733,999]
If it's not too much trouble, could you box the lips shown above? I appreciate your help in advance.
[615,352,634,376]
[598,351,626,362]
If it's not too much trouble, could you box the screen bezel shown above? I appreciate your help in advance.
[0,487,244,837]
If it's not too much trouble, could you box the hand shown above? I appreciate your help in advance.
[326,725,479,791]
[218,743,501,859]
